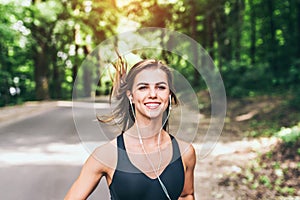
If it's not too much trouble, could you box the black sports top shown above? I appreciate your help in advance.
[109,134,185,200]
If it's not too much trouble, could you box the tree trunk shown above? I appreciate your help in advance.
[52,51,62,99]
[83,45,92,97]
[268,0,276,44]
[31,0,50,100]
[95,48,102,96]
[190,0,200,87]
[296,0,300,59]
[234,0,244,62]
[72,25,80,99]
[205,12,215,60]
[267,0,278,78]
[34,43,50,100]
[249,0,256,65]
[72,62,78,98]
[215,0,229,67]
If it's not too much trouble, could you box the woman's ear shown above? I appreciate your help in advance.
[126,91,132,102]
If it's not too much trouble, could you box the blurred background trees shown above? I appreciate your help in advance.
[1,1,300,197]
[0,0,300,106]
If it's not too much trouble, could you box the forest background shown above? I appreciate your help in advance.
[1,0,300,198]
[1,0,300,105]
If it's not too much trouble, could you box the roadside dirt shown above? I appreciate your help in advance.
[0,101,57,128]
[193,94,286,199]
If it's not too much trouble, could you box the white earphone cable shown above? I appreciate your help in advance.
[129,96,172,200]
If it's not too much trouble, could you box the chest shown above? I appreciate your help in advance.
[109,157,185,200]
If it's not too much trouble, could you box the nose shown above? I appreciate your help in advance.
[149,86,157,98]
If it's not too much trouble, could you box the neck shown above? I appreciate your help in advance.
[135,111,163,133]
[135,121,163,137]
[126,117,165,143]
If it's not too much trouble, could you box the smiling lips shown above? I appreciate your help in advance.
[144,102,161,109]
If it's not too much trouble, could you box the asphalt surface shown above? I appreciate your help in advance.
[0,102,111,200]
[0,100,206,200]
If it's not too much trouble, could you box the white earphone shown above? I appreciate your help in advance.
[169,94,172,110]
[128,95,133,104]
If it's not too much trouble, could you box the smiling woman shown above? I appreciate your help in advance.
[65,57,196,200]
[130,68,170,121]
[109,58,179,132]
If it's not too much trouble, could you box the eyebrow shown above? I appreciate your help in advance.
[136,82,168,86]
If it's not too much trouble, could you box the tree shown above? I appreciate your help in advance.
[249,0,256,65]
[24,0,69,100]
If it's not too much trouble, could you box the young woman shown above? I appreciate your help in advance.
[65,58,196,200]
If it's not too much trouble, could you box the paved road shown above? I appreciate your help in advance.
[0,103,112,200]
[0,101,210,200]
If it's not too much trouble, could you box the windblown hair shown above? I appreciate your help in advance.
[98,54,178,133]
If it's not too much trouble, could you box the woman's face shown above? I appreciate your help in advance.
[130,68,170,122]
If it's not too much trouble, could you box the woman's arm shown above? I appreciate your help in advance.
[65,141,117,200]
[64,153,106,200]
[179,144,196,200]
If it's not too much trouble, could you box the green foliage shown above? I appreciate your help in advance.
[246,119,280,138]
[1,0,300,106]
[0,71,11,106]
[259,175,272,189]
[221,62,272,98]
[276,123,300,145]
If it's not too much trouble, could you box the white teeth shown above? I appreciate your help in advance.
[146,103,159,106]
[145,103,160,108]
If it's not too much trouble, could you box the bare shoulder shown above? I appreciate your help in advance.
[174,137,196,168]
[91,139,118,169]
[64,139,118,199]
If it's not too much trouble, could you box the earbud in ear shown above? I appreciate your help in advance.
[169,95,172,110]
[129,95,133,104]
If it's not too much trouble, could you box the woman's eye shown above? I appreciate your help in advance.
[158,85,166,90]
[138,86,147,90]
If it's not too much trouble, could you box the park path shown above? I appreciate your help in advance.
[193,127,278,199]
[0,100,278,199]
[0,101,110,200]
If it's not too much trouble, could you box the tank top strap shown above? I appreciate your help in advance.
[116,134,139,173]
[117,133,126,150]
[170,134,182,163]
